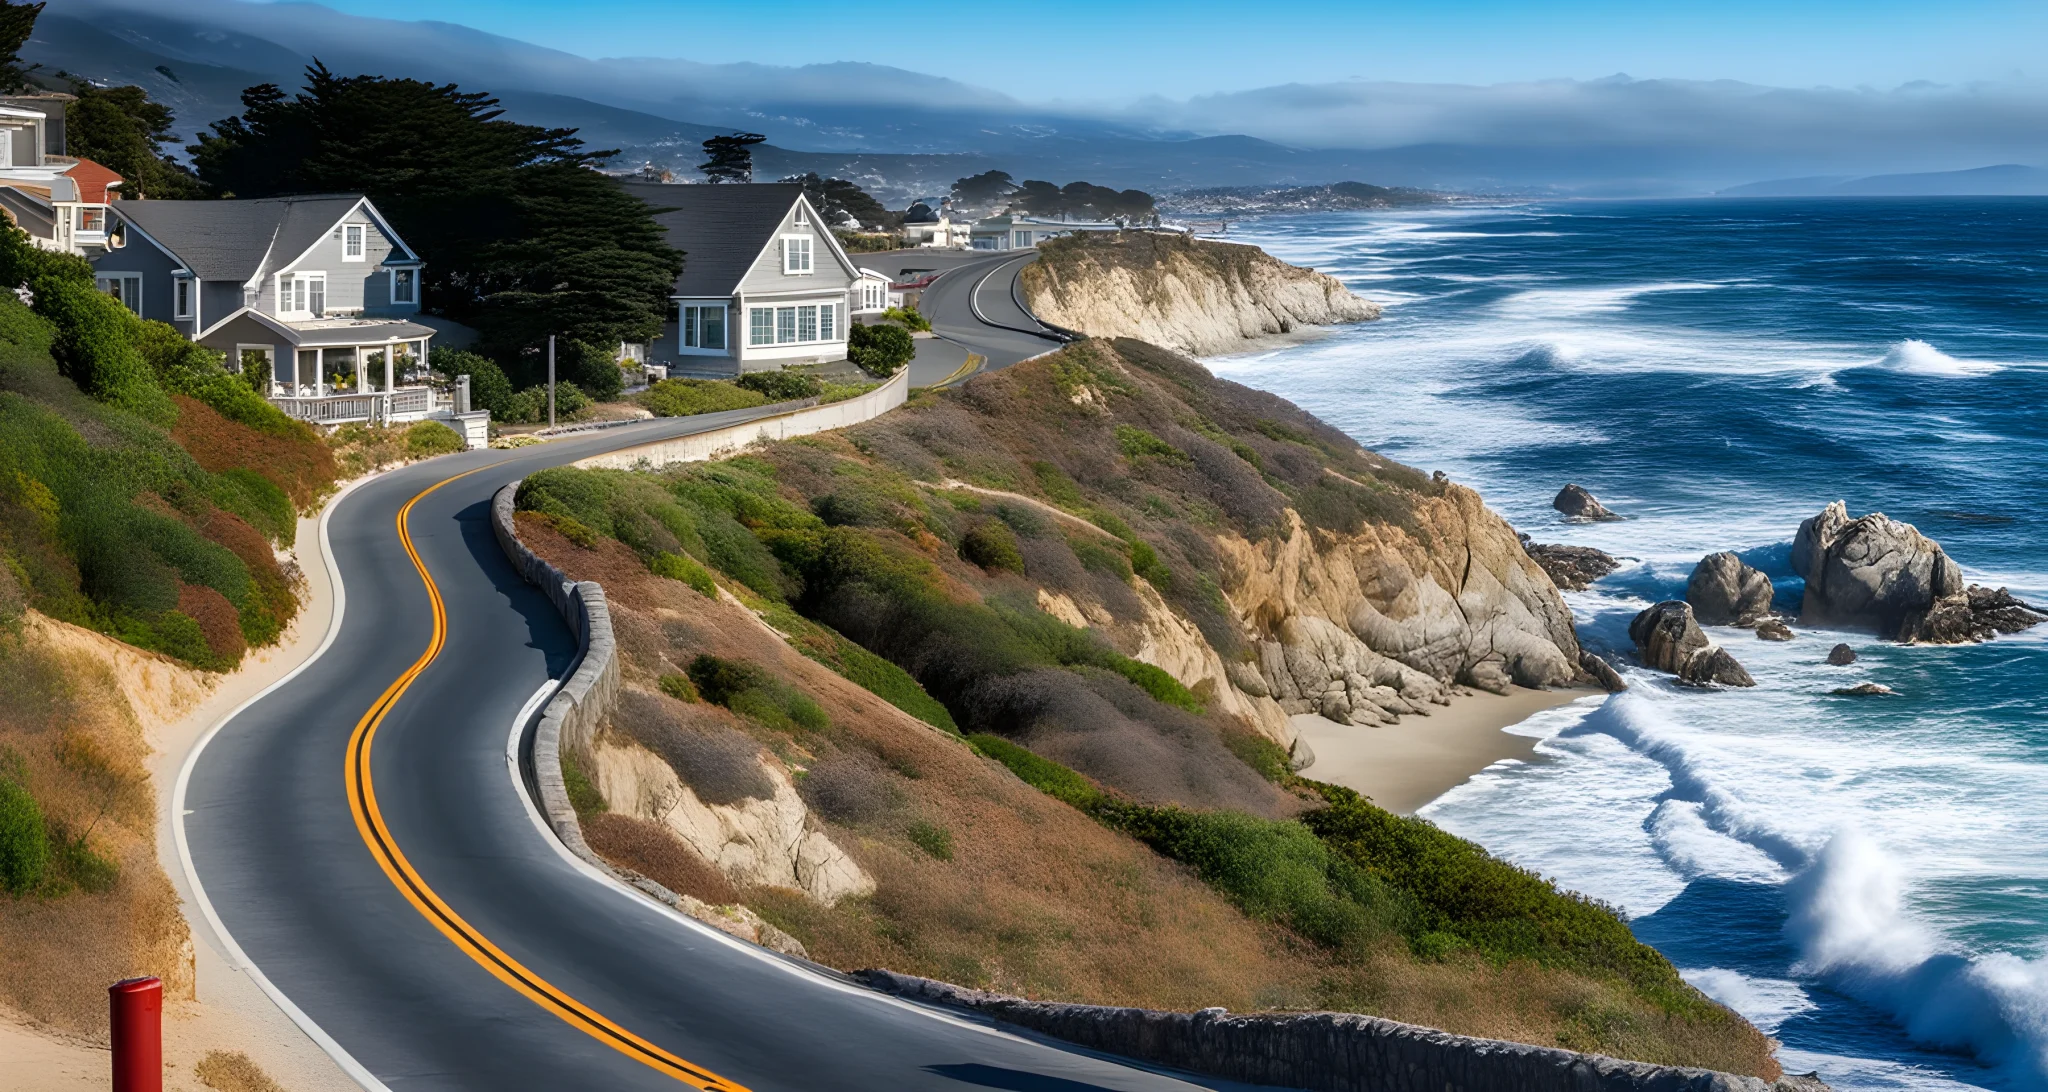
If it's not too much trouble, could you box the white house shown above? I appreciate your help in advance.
[900,199,971,249]
[626,182,866,373]
[969,214,1122,251]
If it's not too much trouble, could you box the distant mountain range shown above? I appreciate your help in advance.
[1719,164,2048,197]
[26,0,2048,201]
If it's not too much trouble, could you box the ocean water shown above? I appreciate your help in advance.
[1205,200,2048,1092]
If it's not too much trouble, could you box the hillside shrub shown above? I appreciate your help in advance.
[0,778,48,895]
[687,654,830,735]
[404,420,466,457]
[611,688,772,805]
[639,378,768,418]
[958,520,1023,573]
[649,551,716,597]
[801,751,900,825]
[881,306,930,332]
[1114,424,1186,463]
[905,819,954,860]
[657,672,700,703]
[1129,539,1172,590]
[736,371,822,401]
[847,322,913,376]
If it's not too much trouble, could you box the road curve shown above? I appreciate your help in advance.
[182,406,1275,1091]
[868,251,1065,387]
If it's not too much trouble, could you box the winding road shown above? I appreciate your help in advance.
[856,251,1069,387]
[180,392,1279,1084]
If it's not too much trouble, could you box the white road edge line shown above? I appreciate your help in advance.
[500,678,1051,1047]
[172,471,396,1092]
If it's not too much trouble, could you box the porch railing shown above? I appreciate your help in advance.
[270,386,447,425]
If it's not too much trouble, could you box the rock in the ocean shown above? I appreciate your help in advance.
[1791,501,2046,643]
[1756,619,1795,641]
[1826,643,1857,665]
[1687,551,1776,626]
[1553,483,1622,522]
[1522,538,1622,590]
[1830,682,1894,697]
[1628,601,1756,687]
[1579,650,1628,692]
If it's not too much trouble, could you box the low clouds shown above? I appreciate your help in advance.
[1130,76,2048,185]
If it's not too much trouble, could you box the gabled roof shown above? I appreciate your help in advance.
[61,158,121,204]
[621,181,833,298]
[112,195,366,283]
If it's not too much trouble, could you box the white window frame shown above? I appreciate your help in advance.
[95,272,142,314]
[775,306,797,344]
[173,276,193,320]
[819,302,837,341]
[342,223,366,262]
[390,267,416,305]
[781,235,813,275]
[749,307,774,347]
[277,271,328,319]
[796,305,818,343]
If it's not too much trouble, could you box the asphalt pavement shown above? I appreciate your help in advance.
[182,404,1287,1091]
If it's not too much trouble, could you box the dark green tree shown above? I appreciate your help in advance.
[0,1,42,93]
[950,169,1014,211]
[66,83,202,197]
[190,64,680,386]
[697,132,765,183]
[779,172,886,229]
[1009,179,1065,217]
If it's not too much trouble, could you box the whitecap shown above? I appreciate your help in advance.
[1683,968,1815,1033]
[1865,340,2007,378]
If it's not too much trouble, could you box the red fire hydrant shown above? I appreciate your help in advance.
[109,976,163,1092]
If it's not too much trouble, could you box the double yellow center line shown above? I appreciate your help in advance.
[344,467,751,1090]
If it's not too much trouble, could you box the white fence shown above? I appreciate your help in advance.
[271,386,448,426]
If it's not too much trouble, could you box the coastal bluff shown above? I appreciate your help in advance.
[1020,231,1380,355]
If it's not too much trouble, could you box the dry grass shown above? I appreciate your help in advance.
[169,395,335,511]
[195,1049,286,1092]
[0,622,193,1039]
[524,523,1778,1076]
[583,813,739,905]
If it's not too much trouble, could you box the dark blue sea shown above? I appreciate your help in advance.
[1208,199,2048,1092]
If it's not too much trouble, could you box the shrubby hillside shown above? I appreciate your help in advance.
[512,337,1777,1074]
[0,222,348,1037]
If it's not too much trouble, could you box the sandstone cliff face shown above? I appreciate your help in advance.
[1066,483,1585,745]
[585,731,874,905]
[1020,232,1379,356]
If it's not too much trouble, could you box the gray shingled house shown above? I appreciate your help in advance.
[623,182,868,374]
[92,194,452,428]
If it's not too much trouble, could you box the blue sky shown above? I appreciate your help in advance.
[308,0,2044,100]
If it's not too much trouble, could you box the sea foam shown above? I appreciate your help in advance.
[1868,340,2007,378]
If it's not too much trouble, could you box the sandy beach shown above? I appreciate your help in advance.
[1293,686,1605,814]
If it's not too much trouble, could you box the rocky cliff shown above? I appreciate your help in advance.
[1020,232,1380,356]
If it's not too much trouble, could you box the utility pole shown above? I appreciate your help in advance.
[547,335,556,428]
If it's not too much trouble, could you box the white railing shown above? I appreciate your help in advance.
[270,386,444,426]
[387,386,432,416]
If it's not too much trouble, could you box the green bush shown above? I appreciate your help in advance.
[814,632,958,735]
[970,733,1102,809]
[434,348,517,420]
[881,306,931,332]
[657,672,700,702]
[1130,540,1172,591]
[48,825,118,894]
[905,819,954,860]
[0,778,48,895]
[687,654,829,733]
[847,322,913,376]
[403,420,466,457]
[639,378,768,418]
[561,752,607,817]
[958,520,1023,573]
[1114,424,1187,463]
[650,551,717,597]
[736,371,823,401]
[1104,654,1204,713]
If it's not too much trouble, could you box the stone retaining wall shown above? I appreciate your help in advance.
[855,970,1826,1092]
[573,365,910,471]
[491,482,619,856]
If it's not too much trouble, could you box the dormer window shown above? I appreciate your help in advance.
[391,268,416,305]
[342,224,366,261]
[282,272,326,318]
[783,235,813,275]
